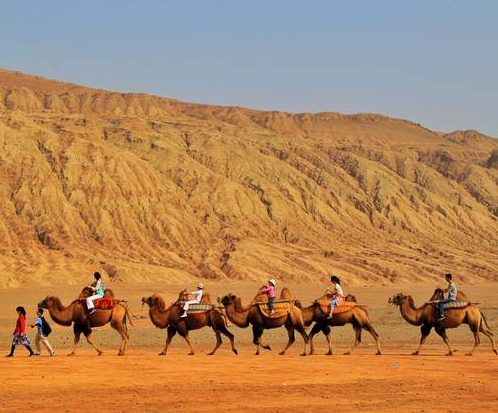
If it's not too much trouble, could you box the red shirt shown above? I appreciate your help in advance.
[14,314,26,335]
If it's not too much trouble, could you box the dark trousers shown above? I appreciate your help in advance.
[267,297,275,312]
[438,298,454,316]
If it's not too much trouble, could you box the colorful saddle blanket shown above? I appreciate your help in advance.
[431,300,470,310]
[94,298,115,309]
[317,297,356,315]
[257,300,294,318]
[177,302,214,314]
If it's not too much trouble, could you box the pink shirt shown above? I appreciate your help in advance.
[261,285,275,298]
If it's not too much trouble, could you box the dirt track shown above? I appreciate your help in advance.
[1,283,497,412]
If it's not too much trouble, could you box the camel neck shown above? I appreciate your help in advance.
[399,298,423,326]
[48,300,74,326]
[150,305,170,328]
[225,302,250,328]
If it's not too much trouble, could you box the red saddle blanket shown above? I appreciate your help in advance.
[94,298,115,309]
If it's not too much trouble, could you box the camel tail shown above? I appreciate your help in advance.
[481,312,493,335]
[294,299,303,310]
[121,301,135,327]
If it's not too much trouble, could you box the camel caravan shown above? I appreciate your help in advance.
[10,272,497,357]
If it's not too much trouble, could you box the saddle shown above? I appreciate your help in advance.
[317,296,356,316]
[256,300,294,318]
[177,302,214,315]
[430,300,471,310]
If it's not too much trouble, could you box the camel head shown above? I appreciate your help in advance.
[220,293,237,307]
[141,294,165,309]
[38,295,54,309]
[388,293,408,306]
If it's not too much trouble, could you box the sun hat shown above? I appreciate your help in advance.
[197,283,204,289]
[268,279,276,286]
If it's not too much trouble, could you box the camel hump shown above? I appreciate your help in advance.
[279,287,294,300]
[201,293,211,303]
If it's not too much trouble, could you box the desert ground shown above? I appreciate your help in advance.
[1,282,497,412]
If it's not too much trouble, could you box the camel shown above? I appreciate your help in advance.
[38,295,133,356]
[219,287,309,356]
[297,294,381,355]
[389,289,497,356]
[141,292,237,356]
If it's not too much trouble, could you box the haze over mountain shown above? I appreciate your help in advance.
[0,68,497,288]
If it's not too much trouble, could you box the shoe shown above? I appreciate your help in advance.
[50,350,56,356]
[89,309,96,315]
[33,353,40,356]
[438,315,446,321]
[29,353,35,357]
[180,312,187,318]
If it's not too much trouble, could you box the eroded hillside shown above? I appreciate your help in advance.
[0,69,497,288]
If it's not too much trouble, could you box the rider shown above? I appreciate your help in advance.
[327,275,345,319]
[260,279,276,315]
[180,283,204,318]
[86,272,105,315]
[437,273,457,321]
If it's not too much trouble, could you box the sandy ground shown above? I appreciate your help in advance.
[0,282,497,412]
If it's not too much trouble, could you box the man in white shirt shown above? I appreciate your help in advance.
[180,283,204,318]
[438,273,457,321]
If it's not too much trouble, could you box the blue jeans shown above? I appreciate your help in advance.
[329,298,340,312]
[267,297,275,312]
[438,298,454,317]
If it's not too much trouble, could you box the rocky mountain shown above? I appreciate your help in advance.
[0,68,497,288]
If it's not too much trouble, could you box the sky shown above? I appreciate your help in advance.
[1,0,497,136]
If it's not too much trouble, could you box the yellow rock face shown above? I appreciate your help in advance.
[0,69,497,287]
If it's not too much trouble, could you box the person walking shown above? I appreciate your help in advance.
[30,308,55,356]
[5,307,35,357]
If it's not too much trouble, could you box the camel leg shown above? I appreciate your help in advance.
[435,327,454,356]
[219,324,238,355]
[413,325,432,355]
[252,324,265,355]
[479,321,497,355]
[207,331,222,356]
[178,328,195,355]
[84,333,103,356]
[364,323,382,355]
[308,323,328,355]
[345,325,362,355]
[159,327,176,355]
[296,323,309,356]
[111,320,128,356]
[68,329,81,356]
[466,322,481,356]
[279,325,296,355]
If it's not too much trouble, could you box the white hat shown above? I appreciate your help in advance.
[197,283,204,289]
[268,279,276,286]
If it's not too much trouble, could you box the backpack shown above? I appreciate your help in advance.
[41,317,52,337]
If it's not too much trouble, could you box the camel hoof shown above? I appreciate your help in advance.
[264,345,271,351]
[411,351,419,356]
[309,350,315,355]
[188,352,195,356]
[445,352,454,356]
[300,352,306,357]
[97,352,103,356]
[465,353,473,356]
[233,349,238,355]
[326,351,333,356]
[376,351,382,356]
[278,351,285,355]
[67,353,75,357]
[117,351,124,356]
[158,352,166,356]
[343,351,351,355]
[207,352,214,356]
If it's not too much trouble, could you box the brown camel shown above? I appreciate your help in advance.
[141,292,237,356]
[38,295,133,356]
[219,287,309,356]
[297,294,381,355]
[389,289,497,356]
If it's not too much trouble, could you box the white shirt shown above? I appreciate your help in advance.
[190,290,203,303]
[334,283,344,297]
[447,283,457,300]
